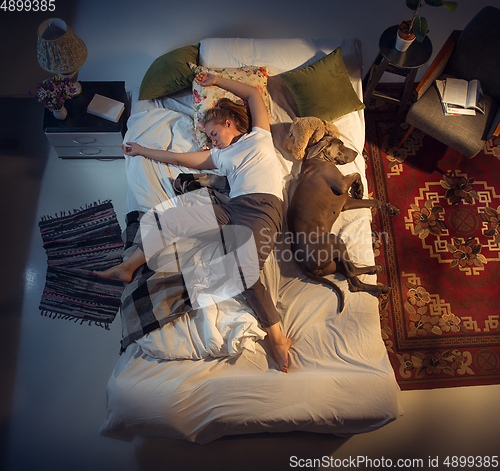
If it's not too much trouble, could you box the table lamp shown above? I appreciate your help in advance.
[37,18,87,96]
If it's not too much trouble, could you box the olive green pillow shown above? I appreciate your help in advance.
[138,44,200,100]
[281,47,365,121]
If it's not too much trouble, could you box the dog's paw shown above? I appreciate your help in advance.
[381,203,400,216]
[376,284,392,296]
[350,179,364,200]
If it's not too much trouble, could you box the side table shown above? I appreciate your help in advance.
[43,81,129,159]
[363,26,432,143]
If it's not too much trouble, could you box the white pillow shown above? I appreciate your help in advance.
[199,38,360,76]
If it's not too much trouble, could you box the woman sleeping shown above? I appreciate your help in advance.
[95,73,292,372]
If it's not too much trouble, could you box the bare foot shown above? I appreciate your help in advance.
[93,263,135,283]
[270,336,292,373]
[266,323,292,372]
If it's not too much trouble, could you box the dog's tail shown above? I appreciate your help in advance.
[304,272,345,313]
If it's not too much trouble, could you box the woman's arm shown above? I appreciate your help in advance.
[122,142,215,170]
[195,73,270,132]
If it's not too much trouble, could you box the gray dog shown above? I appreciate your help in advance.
[287,136,400,312]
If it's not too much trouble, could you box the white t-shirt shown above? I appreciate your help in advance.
[210,127,283,200]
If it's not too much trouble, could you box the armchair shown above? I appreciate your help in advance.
[399,6,500,169]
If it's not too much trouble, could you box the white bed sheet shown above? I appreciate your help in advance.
[99,38,402,444]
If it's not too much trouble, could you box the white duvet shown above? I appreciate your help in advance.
[124,107,272,360]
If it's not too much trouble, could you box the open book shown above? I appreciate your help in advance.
[435,78,485,116]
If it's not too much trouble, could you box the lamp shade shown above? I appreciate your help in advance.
[37,18,87,75]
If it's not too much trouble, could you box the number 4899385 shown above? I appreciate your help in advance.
[1,0,55,11]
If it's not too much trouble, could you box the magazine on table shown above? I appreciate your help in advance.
[435,78,485,116]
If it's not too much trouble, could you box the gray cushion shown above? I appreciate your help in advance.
[406,77,498,159]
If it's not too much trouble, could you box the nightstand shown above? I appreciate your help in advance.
[43,81,129,159]
[363,26,433,144]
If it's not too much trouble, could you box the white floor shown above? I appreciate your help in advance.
[2,98,500,471]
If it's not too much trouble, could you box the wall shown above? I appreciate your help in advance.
[0,0,495,97]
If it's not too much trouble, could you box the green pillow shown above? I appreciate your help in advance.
[138,44,200,100]
[281,47,365,121]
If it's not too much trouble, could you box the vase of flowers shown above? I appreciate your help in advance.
[36,76,76,119]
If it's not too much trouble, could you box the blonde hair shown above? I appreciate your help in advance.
[202,98,251,134]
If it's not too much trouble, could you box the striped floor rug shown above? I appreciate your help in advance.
[39,200,124,329]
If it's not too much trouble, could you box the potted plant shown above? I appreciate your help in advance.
[395,0,458,52]
[36,76,76,120]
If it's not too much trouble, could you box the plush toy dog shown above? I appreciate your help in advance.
[284,117,340,161]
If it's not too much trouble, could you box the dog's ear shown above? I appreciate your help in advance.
[305,138,330,160]
[323,138,358,165]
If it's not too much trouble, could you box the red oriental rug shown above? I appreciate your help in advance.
[364,87,500,390]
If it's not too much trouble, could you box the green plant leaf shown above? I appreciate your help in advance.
[406,0,422,10]
[442,1,458,12]
[413,17,429,41]
[425,0,444,6]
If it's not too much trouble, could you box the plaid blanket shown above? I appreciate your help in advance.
[119,210,194,351]
[119,174,229,352]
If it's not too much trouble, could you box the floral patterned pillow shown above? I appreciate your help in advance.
[189,63,270,149]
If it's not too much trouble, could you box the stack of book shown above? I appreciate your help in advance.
[435,78,485,116]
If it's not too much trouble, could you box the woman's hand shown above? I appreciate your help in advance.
[121,142,143,156]
[194,72,218,87]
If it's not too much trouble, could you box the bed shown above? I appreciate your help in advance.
[99,37,403,444]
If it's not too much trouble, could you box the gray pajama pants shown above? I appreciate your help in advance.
[141,192,283,328]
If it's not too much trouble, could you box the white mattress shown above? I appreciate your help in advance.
[99,37,403,444]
